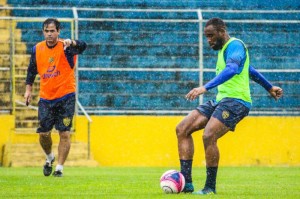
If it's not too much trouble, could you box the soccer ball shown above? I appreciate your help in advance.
[160,170,185,194]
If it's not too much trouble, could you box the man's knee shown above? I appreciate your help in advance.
[202,131,217,144]
[59,131,70,141]
[176,123,194,139]
[39,132,51,139]
[176,123,187,137]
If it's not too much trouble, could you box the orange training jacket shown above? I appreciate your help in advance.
[35,40,76,100]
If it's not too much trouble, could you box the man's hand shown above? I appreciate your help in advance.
[24,85,33,106]
[185,86,207,101]
[269,86,283,100]
[61,39,75,50]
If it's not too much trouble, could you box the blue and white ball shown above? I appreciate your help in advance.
[160,170,185,194]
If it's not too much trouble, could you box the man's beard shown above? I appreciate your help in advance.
[212,38,224,50]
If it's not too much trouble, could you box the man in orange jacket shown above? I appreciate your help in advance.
[24,18,87,177]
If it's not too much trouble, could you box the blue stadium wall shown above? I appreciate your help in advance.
[6,0,300,116]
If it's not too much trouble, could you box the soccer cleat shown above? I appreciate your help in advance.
[43,157,55,176]
[193,187,216,195]
[52,170,63,177]
[182,182,194,193]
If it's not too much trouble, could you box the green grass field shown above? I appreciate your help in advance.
[0,166,299,198]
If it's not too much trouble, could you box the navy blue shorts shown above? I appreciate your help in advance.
[37,95,75,133]
[196,98,250,131]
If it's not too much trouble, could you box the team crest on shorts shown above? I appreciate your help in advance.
[222,110,230,119]
[63,117,71,127]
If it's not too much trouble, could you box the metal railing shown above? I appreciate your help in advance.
[77,101,93,159]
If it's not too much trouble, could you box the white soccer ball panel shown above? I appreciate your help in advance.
[160,180,179,193]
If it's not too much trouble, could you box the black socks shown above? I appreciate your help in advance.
[180,160,218,191]
[180,159,193,183]
[205,167,218,191]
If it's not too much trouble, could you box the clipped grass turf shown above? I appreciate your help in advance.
[0,166,299,198]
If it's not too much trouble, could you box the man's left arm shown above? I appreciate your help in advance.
[69,40,87,54]
[62,39,87,68]
[62,39,87,54]
[249,65,283,100]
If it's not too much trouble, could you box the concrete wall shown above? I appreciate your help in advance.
[77,115,300,166]
[0,115,14,164]
[1,115,299,166]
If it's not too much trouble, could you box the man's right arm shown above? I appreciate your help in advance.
[24,46,37,105]
[26,46,38,85]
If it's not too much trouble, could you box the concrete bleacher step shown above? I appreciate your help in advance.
[15,109,37,118]
[2,142,99,167]
[0,55,10,67]
[0,93,10,101]
[0,20,10,29]
[0,55,29,69]
[0,70,10,79]
[0,80,10,91]
[0,98,10,109]
[0,30,10,42]
[15,68,28,77]
[15,120,38,129]
[14,86,33,95]
[0,42,27,54]
[0,0,7,5]
[0,29,22,42]
[14,54,30,67]
[0,9,10,16]
[14,108,39,129]
[15,93,38,104]
[5,0,198,8]
[79,30,198,44]
[85,44,198,56]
